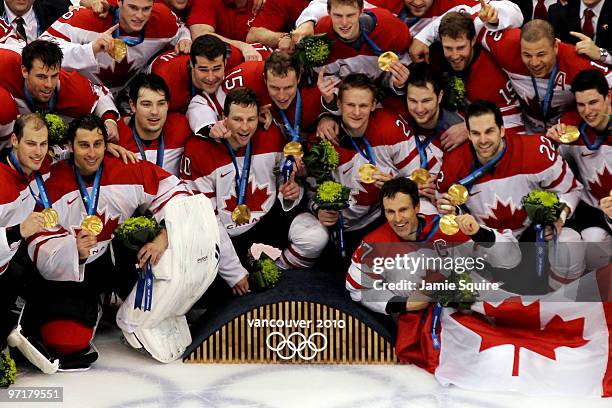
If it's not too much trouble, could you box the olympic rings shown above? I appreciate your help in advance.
[265,332,328,360]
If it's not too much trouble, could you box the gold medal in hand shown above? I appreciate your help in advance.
[448,184,469,206]
[439,214,459,235]
[377,51,399,71]
[41,208,58,229]
[359,163,378,184]
[558,125,580,144]
[110,39,128,62]
[283,141,303,158]
[81,215,103,236]
[231,204,251,225]
[410,168,431,185]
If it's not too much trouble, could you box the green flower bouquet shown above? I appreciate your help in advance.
[249,254,282,292]
[521,190,566,225]
[432,272,479,311]
[294,34,333,69]
[0,351,16,388]
[114,216,162,251]
[441,75,467,112]
[315,180,351,211]
[303,139,339,183]
[44,114,67,146]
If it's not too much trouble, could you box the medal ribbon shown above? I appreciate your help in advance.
[530,63,558,122]
[74,162,103,216]
[579,122,608,151]
[349,135,377,166]
[132,126,165,167]
[24,83,56,114]
[360,11,383,56]
[223,140,252,206]
[431,302,442,349]
[455,139,506,190]
[416,215,442,242]
[8,149,50,208]
[134,262,153,311]
[113,8,145,46]
[338,213,346,258]
[398,8,420,28]
[414,113,444,168]
[278,89,302,142]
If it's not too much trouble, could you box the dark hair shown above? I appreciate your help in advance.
[190,34,228,66]
[327,0,363,11]
[406,62,443,95]
[338,73,377,101]
[381,177,420,208]
[465,99,503,130]
[21,40,63,72]
[223,87,259,116]
[521,19,556,46]
[571,69,610,97]
[67,114,108,144]
[13,113,47,142]
[129,73,171,104]
[264,51,301,80]
[439,11,476,41]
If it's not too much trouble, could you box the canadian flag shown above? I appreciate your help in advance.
[396,270,612,397]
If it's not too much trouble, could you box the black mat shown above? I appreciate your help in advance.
[184,268,397,359]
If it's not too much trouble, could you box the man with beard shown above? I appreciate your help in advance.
[480,20,612,133]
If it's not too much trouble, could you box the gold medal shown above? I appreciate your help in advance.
[110,39,128,62]
[41,208,58,229]
[231,204,251,225]
[359,163,378,184]
[81,215,103,236]
[283,141,303,158]
[410,168,431,185]
[558,125,580,144]
[448,184,468,206]
[377,51,399,71]
[439,214,459,235]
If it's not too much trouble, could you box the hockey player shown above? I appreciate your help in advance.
[0,40,120,141]
[436,100,584,289]
[117,73,191,176]
[21,114,194,369]
[41,0,191,94]
[149,34,271,113]
[313,0,411,66]
[181,87,328,295]
[480,20,612,133]
[246,0,311,50]
[312,74,417,261]
[346,177,520,314]
[546,69,611,271]
[199,52,326,143]
[0,114,49,349]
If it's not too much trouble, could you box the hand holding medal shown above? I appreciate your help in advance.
[437,184,469,235]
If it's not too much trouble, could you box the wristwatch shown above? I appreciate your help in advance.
[600,47,609,62]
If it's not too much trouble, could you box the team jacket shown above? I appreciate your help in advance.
[437,132,583,237]
[26,155,191,282]
[41,4,190,93]
[116,113,192,176]
[180,125,302,236]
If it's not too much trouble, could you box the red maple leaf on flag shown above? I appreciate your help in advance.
[223,182,271,213]
[587,166,612,201]
[73,208,120,242]
[352,182,380,207]
[451,297,589,376]
[480,199,527,231]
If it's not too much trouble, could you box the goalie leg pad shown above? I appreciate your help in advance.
[7,325,59,374]
[117,195,219,362]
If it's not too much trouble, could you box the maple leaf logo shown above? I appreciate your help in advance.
[73,208,120,242]
[223,182,271,213]
[97,58,138,90]
[452,297,589,376]
[351,182,380,207]
[518,96,562,121]
[587,165,612,201]
[480,198,527,231]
